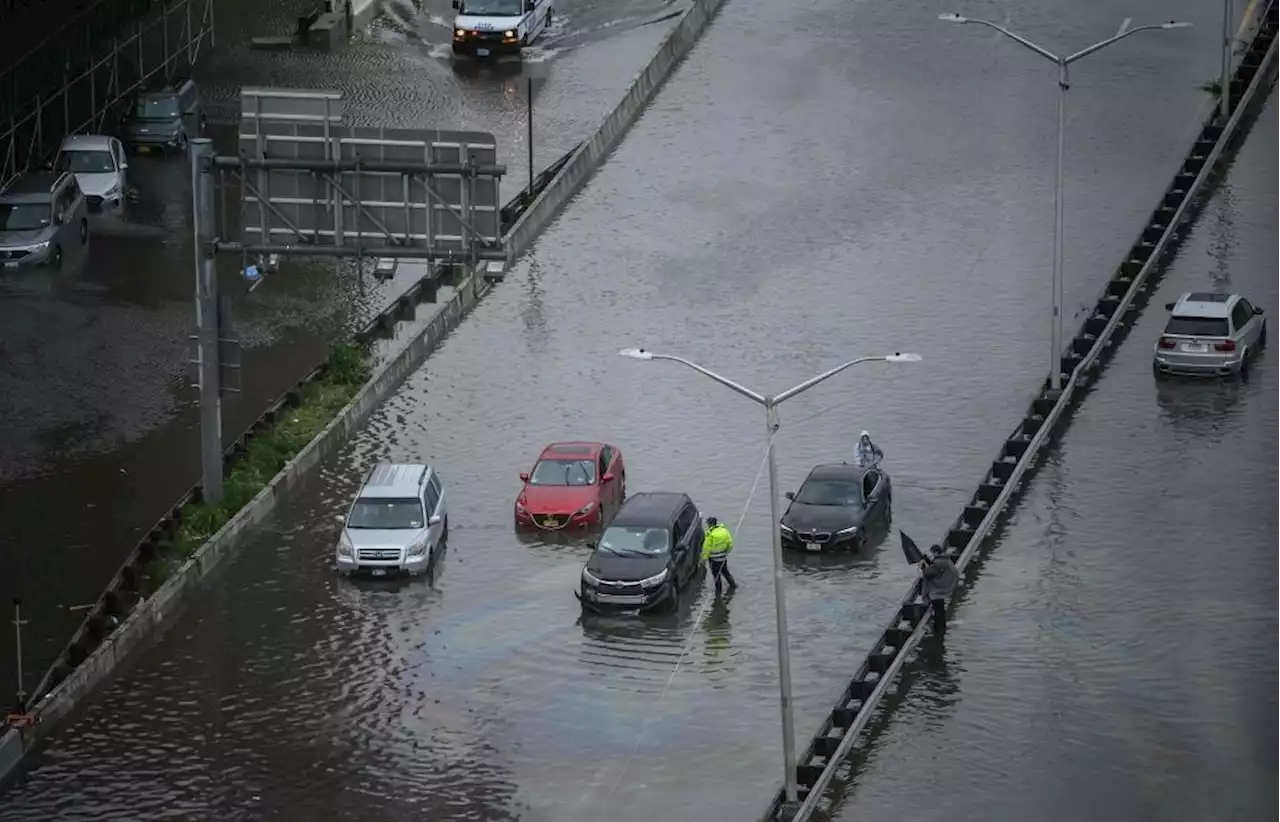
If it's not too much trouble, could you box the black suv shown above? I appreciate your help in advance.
[121,78,203,154]
[577,492,704,613]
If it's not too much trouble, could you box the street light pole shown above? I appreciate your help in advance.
[938,14,1191,391]
[1222,0,1234,119]
[618,348,922,811]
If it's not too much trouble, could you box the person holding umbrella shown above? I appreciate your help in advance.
[900,532,962,635]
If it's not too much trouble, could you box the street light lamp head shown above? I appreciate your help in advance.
[938,13,968,23]
[618,348,654,361]
[1161,21,1192,29]
[884,352,923,363]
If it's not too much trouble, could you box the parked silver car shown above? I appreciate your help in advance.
[56,134,128,213]
[1153,291,1266,379]
[0,171,89,270]
[335,463,449,578]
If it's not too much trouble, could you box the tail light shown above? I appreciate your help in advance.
[1214,339,1236,352]
[1157,337,1175,349]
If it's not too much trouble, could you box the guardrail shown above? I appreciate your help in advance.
[761,2,1278,819]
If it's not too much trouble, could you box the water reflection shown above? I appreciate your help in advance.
[1154,376,1248,436]
[1208,182,1236,290]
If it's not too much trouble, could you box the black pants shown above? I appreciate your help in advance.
[930,598,947,635]
[709,559,737,591]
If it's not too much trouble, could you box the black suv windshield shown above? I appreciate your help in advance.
[347,498,425,529]
[0,203,51,231]
[795,479,861,506]
[134,96,179,120]
[529,458,596,486]
[59,150,115,174]
[598,526,668,557]
[1165,316,1229,337]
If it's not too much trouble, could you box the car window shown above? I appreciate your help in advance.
[529,458,596,486]
[675,506,696,542]
[423,480,440,516]
[598,525,669,557]
[429,472,443,499]
[54,185,73,216]
[1230,302,1251,331]
[58,150,115,174]
[1164,316,1229,337]
[135,95,179,120]
[795,478,862,506]
[0,203,51,231]
[348,497,424,529]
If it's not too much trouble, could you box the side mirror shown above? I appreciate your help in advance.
[120,161,129,170]
[601,472,615,484]
[784,491,795,501]
[1254,305,1264,315]
[451,0,459,8]
[1164,302,1176,311]
[334,514,346,524]
[585,541,597,550]
[53,212,64,225]
[428,515,442,526]
[519,471,530,482]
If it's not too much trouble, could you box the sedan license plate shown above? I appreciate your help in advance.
[371,568,387,577]
[3,262,16,269]
[476,48,490,56]
[1183,343,1208,352]
[598,594,646,605]
[542,518,559,527]
[805,542,822,552]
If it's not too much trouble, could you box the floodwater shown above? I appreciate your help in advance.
[823,88,1279,822]
[0,0,680,698]
[0,0,1260,819]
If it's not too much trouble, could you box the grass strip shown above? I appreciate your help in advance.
[143,341,372,592]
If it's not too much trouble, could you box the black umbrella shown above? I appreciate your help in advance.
[900,531,925,565]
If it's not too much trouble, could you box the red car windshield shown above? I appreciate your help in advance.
[528,458,596,486]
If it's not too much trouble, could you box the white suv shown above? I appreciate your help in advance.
[335,463,448,578]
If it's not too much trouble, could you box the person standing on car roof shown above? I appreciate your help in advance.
[702,517,738,595]
[854,430,883,468]
[920,544,961,635]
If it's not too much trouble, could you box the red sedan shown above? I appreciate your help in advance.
[514,442,626,531]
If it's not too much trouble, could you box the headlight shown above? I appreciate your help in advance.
[779,523,795,534]
[574,501,596,516]
[406,538,428,558]
[103,184,120,199]
[581,567,600,585]
[454,28,467,37]
[503,29,516,37]
[639,568,669,588]
[515,500,527,513]
[337,533,353,557]
[28,241,49,252]
[836,526,859,537]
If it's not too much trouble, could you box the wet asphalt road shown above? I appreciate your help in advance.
[0,0,1262,819]
[0,0,679,698]
[825,88,1279,822]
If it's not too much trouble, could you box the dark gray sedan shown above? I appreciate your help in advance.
[780,463,892,552]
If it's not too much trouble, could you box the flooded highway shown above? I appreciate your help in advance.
[0,0,679,695]
[826,88,1279,822]
[0,0,1256,819]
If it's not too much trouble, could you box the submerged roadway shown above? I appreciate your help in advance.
[1,0,1269,820]
[823,89,1278,822]
[0,0,682,697]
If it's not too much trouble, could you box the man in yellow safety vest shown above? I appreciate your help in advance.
[701,517,738,595]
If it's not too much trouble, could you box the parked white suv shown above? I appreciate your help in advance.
[335,463,448,578]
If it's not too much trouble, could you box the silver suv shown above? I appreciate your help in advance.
[335,463,448,578]
[0,171,89,270]
[1153,292,1266,380]
[56,134,129,213]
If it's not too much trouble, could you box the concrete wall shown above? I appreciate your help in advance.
[0,0,733,785]
[504,0,729,258]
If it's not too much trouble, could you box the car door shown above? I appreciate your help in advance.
[597,447,618,515]
[862,470,883,523]
[112,138,128,189]
[422,475,443,549]
[1233,299,1260,351]
[673,506,698,584]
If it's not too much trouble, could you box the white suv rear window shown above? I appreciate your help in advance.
[1165,316,1229,337]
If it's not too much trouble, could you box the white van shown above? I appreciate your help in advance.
[450,0,553,59]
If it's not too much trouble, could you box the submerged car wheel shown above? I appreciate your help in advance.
[667,580,681,613]
[79,219,89,245]
[1237,352,1251,383]
[49,244,62,268]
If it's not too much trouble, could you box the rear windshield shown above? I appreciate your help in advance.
[1165,316,1229,337]
[347,497,424,529]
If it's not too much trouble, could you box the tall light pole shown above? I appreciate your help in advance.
[1221,0,1234,119]
[938,13,1191,391]
[618,347,922,812]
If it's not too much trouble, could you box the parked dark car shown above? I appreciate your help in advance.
[577,492,704,613]
[121,78,203,154]
[780,463,891,552]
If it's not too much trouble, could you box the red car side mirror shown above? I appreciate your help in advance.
[519,472,530,482]
[601,472,615,483]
